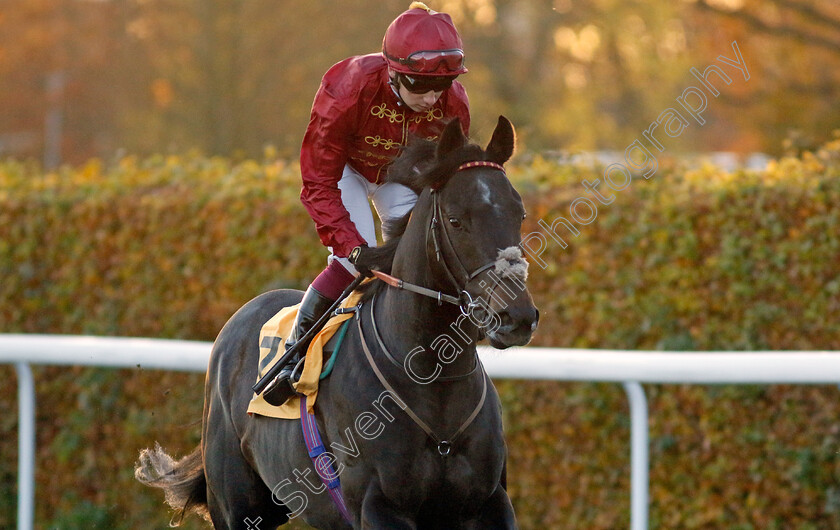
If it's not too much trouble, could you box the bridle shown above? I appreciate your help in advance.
[372,160,507,317]
[428,161,505,314]
[429,160,508,314]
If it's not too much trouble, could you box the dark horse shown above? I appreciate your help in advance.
[136,116,539,529]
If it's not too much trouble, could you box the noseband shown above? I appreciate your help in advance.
[428,160,507,315]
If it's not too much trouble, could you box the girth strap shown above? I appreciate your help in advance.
[356,311,488,457]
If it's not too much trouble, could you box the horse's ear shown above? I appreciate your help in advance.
[436,118,467,159]
[486,115,515,164]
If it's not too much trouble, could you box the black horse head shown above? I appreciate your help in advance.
[363,116,539,348]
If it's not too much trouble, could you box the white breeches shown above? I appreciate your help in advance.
[330,164,417,274]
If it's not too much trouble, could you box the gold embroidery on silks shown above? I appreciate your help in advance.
[364,151,392,162]
[350,156,379,168]
[368,103,443,155]
[371,103,404,124]
[350,151,392,168]
[365,135,400,150]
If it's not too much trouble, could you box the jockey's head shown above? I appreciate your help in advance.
[383,2,467,112]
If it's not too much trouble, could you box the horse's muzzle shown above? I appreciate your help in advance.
[488,305,539,349]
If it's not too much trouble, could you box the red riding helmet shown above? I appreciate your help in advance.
[382,2,468,76]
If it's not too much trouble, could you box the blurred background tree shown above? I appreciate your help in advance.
[0,0,837,164]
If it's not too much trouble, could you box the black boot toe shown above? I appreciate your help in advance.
[262,371,298,406]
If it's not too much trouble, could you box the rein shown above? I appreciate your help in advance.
[356,303,487,457]
[366,293,478,382]
[370,270,460,306]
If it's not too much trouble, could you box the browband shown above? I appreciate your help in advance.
[456,160,506,173]
[429,160,506,191]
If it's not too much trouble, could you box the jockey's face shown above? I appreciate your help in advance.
[398,84,443,113]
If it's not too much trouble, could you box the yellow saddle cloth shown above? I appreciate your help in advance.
[247,292,363,419]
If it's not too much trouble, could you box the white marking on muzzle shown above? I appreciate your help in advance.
[494,246,528,281]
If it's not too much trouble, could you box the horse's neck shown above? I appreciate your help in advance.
[374,286,480,382]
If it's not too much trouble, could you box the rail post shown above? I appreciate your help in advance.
[15,362,35,530]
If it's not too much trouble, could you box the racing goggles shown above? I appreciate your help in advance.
[400,73,456,94]
[402,48,465,73]
[388,48,465,74]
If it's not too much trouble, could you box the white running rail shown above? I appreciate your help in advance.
[3,334,840,530]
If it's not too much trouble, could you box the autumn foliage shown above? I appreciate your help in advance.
[2,138,840,527]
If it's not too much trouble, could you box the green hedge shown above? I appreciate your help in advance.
[2,138,840,528]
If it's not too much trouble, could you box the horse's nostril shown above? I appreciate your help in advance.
[527,308,539,331]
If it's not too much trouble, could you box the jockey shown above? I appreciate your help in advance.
[269,2,471,403]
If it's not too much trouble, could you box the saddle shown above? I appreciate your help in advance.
[247,292,363,419]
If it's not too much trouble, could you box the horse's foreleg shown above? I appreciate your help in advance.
[359,480,417,530]
[465,483,517,530]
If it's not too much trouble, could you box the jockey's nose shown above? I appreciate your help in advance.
[423,91,439,106]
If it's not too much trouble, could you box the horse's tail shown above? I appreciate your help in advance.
[135,443,210,526]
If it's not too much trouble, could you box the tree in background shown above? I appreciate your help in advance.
[692,0,840,153]
[0,0,837,164]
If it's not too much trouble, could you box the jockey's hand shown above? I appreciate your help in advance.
[348,245,375,278]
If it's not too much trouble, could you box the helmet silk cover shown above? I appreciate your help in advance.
[383,2,467,76]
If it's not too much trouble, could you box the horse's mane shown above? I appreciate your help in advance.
[387,138,488,195]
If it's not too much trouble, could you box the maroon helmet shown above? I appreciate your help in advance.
[383,3,468,76]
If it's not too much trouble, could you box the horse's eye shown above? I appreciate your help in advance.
[448,217,461,228]
[522,212,527,220]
